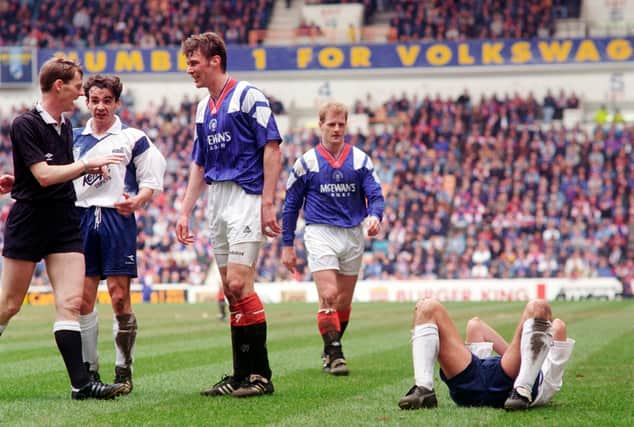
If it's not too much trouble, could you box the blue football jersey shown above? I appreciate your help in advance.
[192,79,282,194]
[282,143,384,246]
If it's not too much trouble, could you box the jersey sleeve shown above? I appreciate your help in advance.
[192,97,208,166]
[11,116,47,167]
[241,86,281,149]
[133,135,167,192]
[282,157,307,246]
[361,155,384,221]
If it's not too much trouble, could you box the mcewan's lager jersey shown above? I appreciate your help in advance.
[192,79,281,195]
[282,143,384,246]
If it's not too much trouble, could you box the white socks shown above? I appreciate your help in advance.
[514,318,552,399]
[79,310,100,372]
[411,323,439,390]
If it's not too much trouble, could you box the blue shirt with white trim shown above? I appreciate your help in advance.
[282,143,384,246]
[192,79,281,194]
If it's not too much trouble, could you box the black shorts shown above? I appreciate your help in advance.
[3,200,83,262]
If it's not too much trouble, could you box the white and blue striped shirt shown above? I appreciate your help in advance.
[282,143,384,246]
[73,115,166,208]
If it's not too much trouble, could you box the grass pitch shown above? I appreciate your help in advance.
[0,300,632,426]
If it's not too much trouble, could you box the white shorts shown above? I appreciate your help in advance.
[207,181,263,267]
[466,342,494,359]
[467,338,575,407]
[304,224,364,276]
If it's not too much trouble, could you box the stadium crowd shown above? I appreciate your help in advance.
[0,0,274,48]
[1,88,632,295]
[274,91,633,288]
[389,0,582,42]
[1,0,586,48]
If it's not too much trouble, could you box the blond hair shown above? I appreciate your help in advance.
[318,101,348,124]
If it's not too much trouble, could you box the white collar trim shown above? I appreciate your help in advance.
[82,115,122,136]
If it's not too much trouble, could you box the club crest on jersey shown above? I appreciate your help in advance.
[208,118,217,131]
[332,170,344,182]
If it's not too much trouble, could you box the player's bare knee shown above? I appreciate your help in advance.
[525,299,552,320]
[2,300,22,319]
[63,293,83,314]
[79,298,94,315]
[319,288,338,308]
[111,295,127,314]
[414,297,441,322]
[226,279,247,300]
[466,317,482,336]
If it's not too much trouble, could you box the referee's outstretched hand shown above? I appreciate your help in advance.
[84,153,126,177]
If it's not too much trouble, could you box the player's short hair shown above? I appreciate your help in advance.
[83,74,123,101]
[39,57,83,93]
[182,32,227,72]
[319,101,348,123]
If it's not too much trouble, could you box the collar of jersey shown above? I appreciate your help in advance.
[208,78,237,115]
[35,101,67,126]
[317,143,351,169]
[82,115,122,136]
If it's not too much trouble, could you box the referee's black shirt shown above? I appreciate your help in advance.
[9,108,77,202]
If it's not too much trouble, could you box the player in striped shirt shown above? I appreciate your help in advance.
[176,32,282,398]
[282,102,384,375]
[73,74,166,394]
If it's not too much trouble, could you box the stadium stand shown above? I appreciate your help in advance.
[1,89,633,292]
[387,0,582,42]
[0,0,275,48]
[0,0,586,48]
[268,91,633,287]
[1,1,633,299]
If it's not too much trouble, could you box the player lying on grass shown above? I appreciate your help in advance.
[398,298,575,410]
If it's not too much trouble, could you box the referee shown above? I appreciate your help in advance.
[0,57,126,400]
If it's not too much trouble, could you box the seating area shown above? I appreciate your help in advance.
[264,91,632,287]
[1,87,631,292]
[0,0,275,48]
[1,0,588,48]
[387,0,582,42]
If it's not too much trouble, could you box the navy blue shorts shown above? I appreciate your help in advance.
[80,206,137,279]
[3,200,83,261]
[440,354,541,408]
[440,354,514,408]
